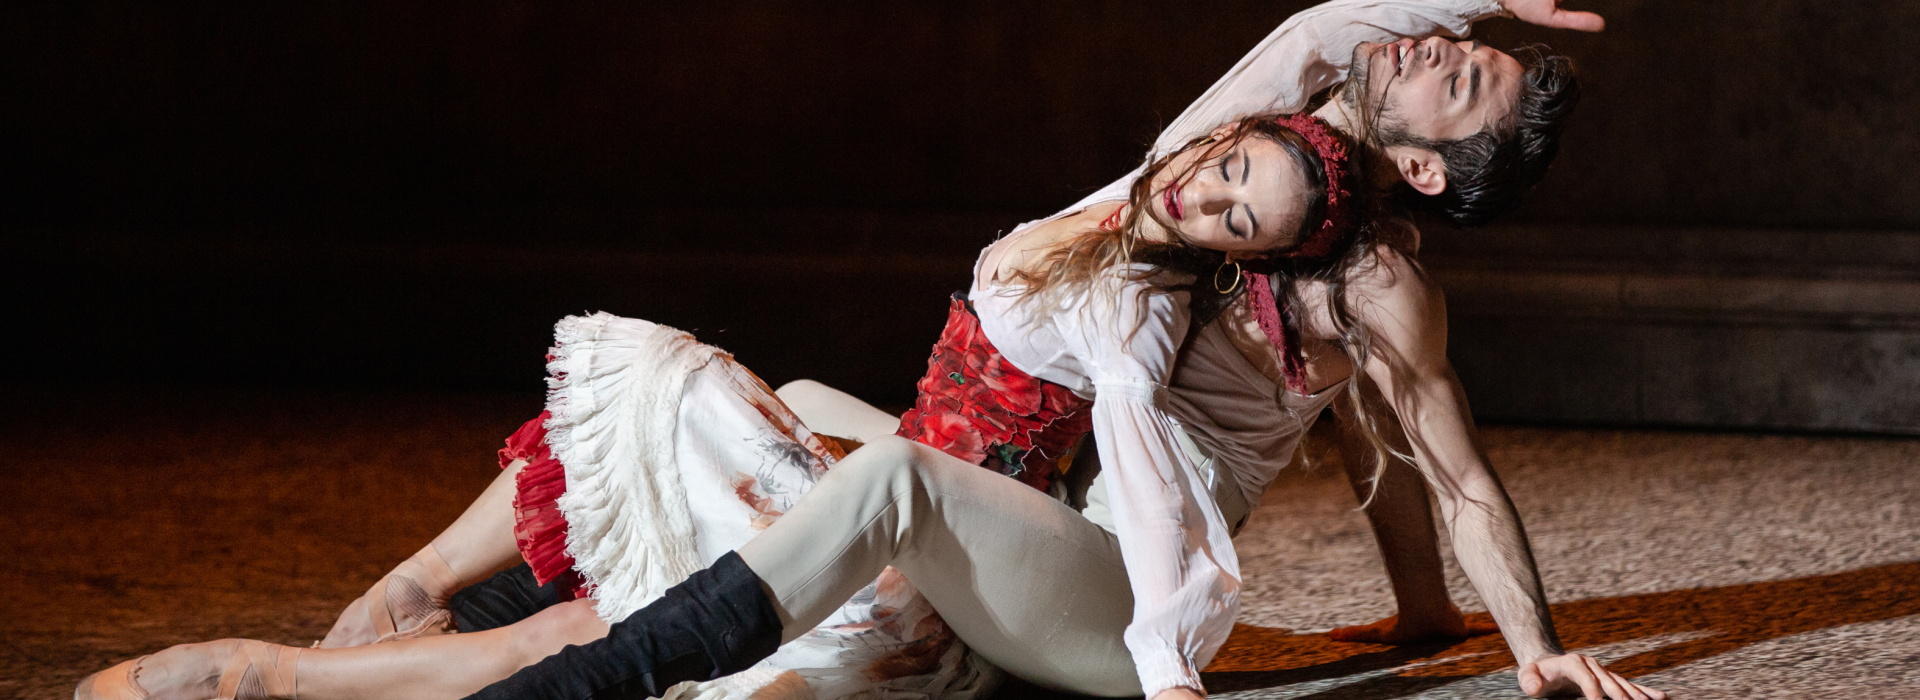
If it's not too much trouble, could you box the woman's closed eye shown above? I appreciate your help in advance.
[1219,153,1249,238]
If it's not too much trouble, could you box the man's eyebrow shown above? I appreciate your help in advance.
[1470,63,1482,101]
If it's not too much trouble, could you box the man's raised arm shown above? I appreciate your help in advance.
[1151,0,1508,155]
[1067,0,1516,214]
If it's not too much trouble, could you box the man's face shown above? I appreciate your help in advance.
[1350,37,1524,143]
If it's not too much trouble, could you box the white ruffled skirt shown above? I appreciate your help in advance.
[520,312,997,700]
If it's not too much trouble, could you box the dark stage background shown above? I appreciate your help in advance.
[9,1,1920,430]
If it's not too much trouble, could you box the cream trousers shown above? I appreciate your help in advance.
[735,435,1145,697]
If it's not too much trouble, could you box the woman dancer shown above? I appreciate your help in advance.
[76,1,1658,699]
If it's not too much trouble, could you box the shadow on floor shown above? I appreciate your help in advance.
[1192,560,1920,698]
[993,560,1920,699]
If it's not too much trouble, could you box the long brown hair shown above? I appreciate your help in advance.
[1007,111,1416,503]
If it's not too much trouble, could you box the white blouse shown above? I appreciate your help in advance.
[972,0,1504,694]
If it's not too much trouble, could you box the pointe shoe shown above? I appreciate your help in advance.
[75,640,302,700]
[74,655,150,700]
[318,544,462,648]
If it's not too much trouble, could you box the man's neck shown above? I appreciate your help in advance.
[1311,91,1358,137]
[1311,89,1402,190]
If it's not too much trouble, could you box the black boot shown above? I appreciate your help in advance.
[464,551,785,700]
[449,563,569,633]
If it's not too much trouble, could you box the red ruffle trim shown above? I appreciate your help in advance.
[896,296,1094,491]
[499,411,587,601]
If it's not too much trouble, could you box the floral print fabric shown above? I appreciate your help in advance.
[895,295,1094,492]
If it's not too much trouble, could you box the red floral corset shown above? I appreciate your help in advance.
[895,295,1094,492]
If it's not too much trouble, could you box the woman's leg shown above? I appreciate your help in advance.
[319,459,527,648]
[427,458,528,582]
[303,600,608,700]
[739,435,1139,696]
[103,599,608,700]
[469,435,1141,700]
[772,379,902,444]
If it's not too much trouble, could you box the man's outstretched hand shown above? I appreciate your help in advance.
[1520,653,1666,700]
[1500,0,1607,32]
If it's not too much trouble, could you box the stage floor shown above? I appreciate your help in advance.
[4,389,1916,699]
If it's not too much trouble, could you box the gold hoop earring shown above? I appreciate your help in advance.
[1214,260,1243,294]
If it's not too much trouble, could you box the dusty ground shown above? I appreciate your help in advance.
[3,388,1917,699]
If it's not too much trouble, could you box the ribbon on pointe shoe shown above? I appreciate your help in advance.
[213,641,301,700]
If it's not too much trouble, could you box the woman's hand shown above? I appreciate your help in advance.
[1499,0,1607,32]
[1151,687,1206,700]
[1520,653,1667,700]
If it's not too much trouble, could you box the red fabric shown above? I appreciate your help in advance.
[1272,113,1356,261]
[895,296,1094,492]
[1242,270,1311,394]
[499,412,587,599]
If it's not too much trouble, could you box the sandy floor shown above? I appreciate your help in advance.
[3,389,1916,699]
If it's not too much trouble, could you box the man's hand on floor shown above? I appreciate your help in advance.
[1521,653,1667,700]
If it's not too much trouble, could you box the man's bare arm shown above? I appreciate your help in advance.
[1329,389,1499,644]
[1352,252,1559,660]
[1350,249,1663,699]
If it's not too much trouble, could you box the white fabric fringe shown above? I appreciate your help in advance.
[539,312,998,700]
[545,311,719,622]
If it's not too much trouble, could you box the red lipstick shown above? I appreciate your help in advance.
[1163,183,1185,221]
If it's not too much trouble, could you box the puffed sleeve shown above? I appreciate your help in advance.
[1054,276,1242,696]
[1062,0,1507,213]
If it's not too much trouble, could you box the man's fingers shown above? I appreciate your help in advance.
[1570,661,1604,700]
[1626,678,1665,700]
[1504,0,1607,32]
[1619,676,1651,700]
[1547,9,1606,32]
[1589,655,1651,698]
[1582,656,1634,700]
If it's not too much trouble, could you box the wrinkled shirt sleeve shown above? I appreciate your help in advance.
[1054,278,1241,696]
[1065,0,1507,213]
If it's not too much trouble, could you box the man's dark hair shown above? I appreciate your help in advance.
[1400,45,1580,227]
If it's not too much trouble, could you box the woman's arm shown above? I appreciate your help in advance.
[1058,278,1243,699]
[1351,250,1665,700]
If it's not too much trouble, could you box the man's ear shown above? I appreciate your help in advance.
[1386,145,1448,196]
